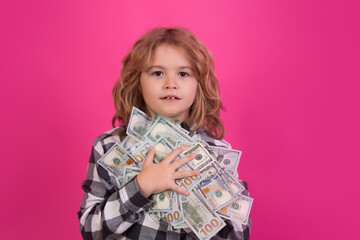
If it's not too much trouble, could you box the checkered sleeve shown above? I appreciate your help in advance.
[193,130,252,240]
[78,133,153,240]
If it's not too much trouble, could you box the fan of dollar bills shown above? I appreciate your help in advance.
[98,107,253,240]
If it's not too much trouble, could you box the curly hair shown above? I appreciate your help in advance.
[112,27,225,139]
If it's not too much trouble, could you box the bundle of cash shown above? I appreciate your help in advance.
[98,107,253,240]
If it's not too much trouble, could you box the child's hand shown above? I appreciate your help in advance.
[136,146,199,198]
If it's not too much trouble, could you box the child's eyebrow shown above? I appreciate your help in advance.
[145,65,165,71]
[145,65,194,71]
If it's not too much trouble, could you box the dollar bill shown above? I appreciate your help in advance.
[122,166,141,185]
[220,168,245,196]
[195,139,209,147]
[149,190,174,212]
[182,190,226,240]
[145,210,162,223]
[153,137,174,163]
[179,126,189,135]
[175,166,203,192]
[160,192,184,226]
[206,146,241,177]
[152,112,181,126]
[197,161,237,210]
[131,141,150,166]
[127,106,152,142]
[115,143,140,167]
[97,143,138,180]
[217,194,253,225]
[120,135,142,156]
[182,143,215,171]
[144,117,195,147]
[172,222,190,229]
[176,140,196,150]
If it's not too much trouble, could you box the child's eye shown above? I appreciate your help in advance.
[178,72,189,77]
[152,71,163,77]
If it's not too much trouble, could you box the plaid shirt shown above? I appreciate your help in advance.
[78,126,251,240]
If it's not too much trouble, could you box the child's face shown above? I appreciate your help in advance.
[140,44,198,122]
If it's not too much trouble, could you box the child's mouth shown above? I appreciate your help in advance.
[161,96,180,100]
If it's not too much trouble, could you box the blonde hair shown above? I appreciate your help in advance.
[112,27,225,139]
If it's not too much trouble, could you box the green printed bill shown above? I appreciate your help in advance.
[159,193,185,226]
[206,146,241,177]
[175,140,196,150]
[152,137,204,192]
[122,166,141,185]
[217,194,253,225]
[130,141,150,166]
[152,112,180,127]
[127,106,153,142]
[182,143,216,171]
[153,137,174,163]
[149,190,174,212]
[119,135,142,156]
[221,168,245,195]
[182,190,226,240]
[97,143,138,181]
[197,161,237,210]
[144,117,195,147]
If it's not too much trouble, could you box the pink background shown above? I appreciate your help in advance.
[1,0,359,239]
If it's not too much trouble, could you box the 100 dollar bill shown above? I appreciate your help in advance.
[120,135,142,156]
[144,117,195,147]
[182,143,215,171]
[182,190,226,240]
[198,161,237,210]
[98,143,137,180]
[127,106,152,142]
[217,194,253,225]
[206,146,241,177]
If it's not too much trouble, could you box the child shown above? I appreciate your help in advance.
[78,27,251,240]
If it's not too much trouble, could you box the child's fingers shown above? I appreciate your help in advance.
[169,182,190,196]
[171,153,196,170]
[143,146,155,167]
[162,146,185,165]
[173,169,199,180]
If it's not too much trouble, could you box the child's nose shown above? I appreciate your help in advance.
[164,76,178,89]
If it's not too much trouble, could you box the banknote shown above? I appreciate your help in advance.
[179,125,189,135]
[160,192,184,226]
[115,143,140,167]
[122,166,141,185]
[145,210,162,223]
[206,146,241,177]
[182,190,226,240]
[176,140,196,150]
[220,168,245,196]
[172,222,190,229]
[175,159,204,192]
[152,137,202,191]
[120,135,142,156]
[152,112,181,126]
[197,161,237,210]
[144,117,195,147]
[127,106,152,142]
[97,143,138,180]
[182,143,215,171]
[131,141,150,166]
[217,194,253,225]
[195,139,209,147]
[149,190,174,212]
[153,137,174,163]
